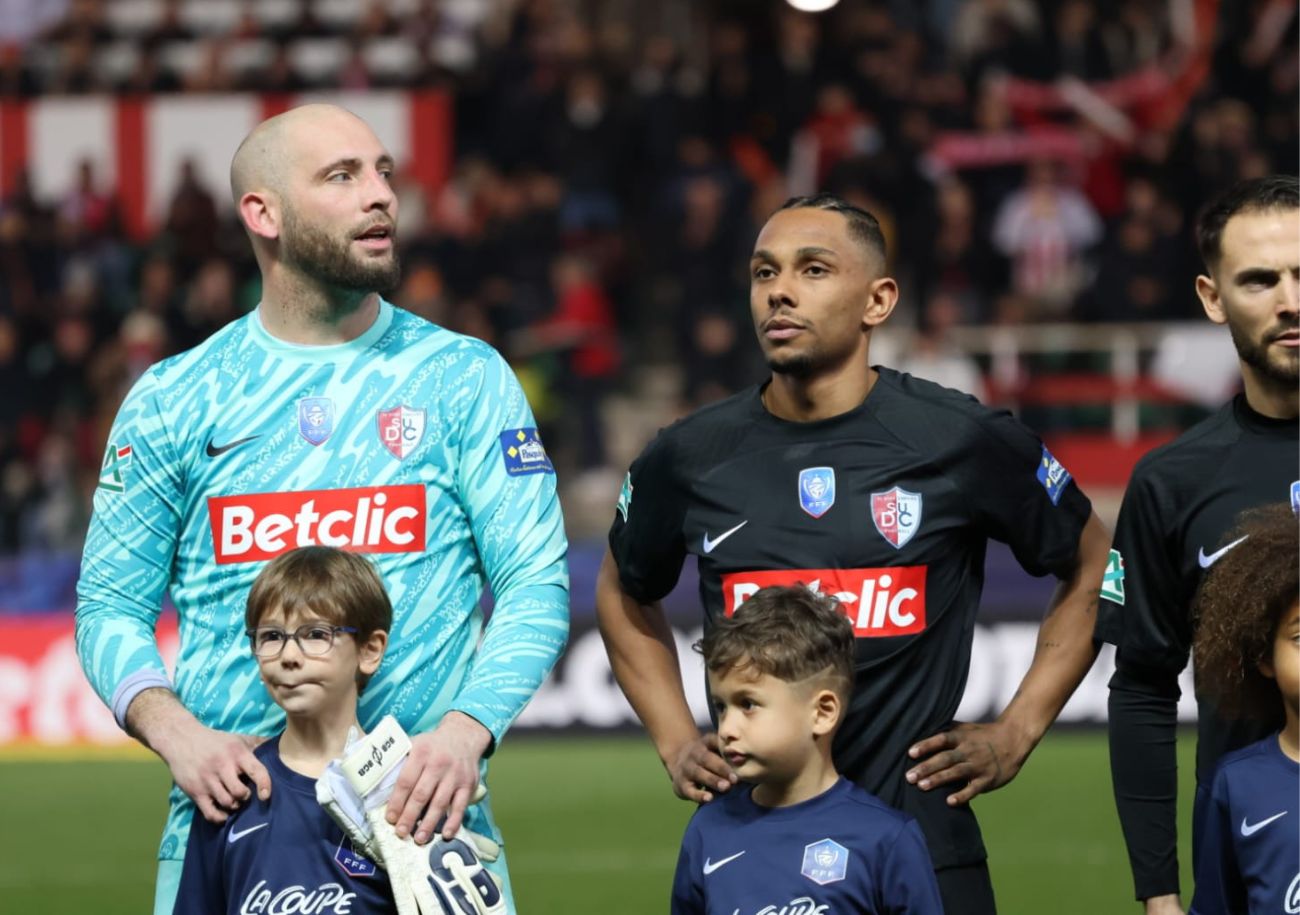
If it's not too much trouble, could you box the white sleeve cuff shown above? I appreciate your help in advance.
[111,669,174,729]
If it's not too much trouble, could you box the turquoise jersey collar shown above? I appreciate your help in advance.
[248,297,395,358]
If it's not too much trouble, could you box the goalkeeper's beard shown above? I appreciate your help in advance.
[281,204,402,297]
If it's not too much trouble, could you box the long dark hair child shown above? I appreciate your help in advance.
[1189,503,1299,915]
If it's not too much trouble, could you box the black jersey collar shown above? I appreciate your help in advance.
[751,367,889,429]
[1233,393,1300,438]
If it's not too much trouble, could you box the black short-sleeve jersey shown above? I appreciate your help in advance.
[609,367,1092,869]
[1096,396,1299,782]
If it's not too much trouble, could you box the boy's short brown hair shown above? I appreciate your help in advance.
[696,585,855,703]
[246,547,393,688]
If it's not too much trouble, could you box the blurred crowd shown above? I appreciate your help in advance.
[0,0,1295,555]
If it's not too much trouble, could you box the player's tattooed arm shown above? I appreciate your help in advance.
[595,549,736,804]
[907,511,1111,804]
[125,687,271,823]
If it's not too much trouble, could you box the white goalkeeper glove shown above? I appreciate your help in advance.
[316,715,506,915]
[317,725,387,861]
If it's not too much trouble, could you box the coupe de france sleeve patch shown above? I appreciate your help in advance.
[499,427,555,475]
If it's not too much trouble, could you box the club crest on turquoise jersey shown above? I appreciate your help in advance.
[798,467,835,518]
[377,405,426,460]
[801,838,848,885]
[871,486,922,549]
[298,397,335,446]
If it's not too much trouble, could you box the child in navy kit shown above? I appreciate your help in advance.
[672,585,943,915]
[175,546,397,914]
[1190,503,1299,915]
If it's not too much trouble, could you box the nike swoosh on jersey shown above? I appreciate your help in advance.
[702,521,748,554]
[702,850,745,875]
[1240,810,1287,836]
[1197,536,1248,569]
[227,822,270,844]
[206,435,262,458]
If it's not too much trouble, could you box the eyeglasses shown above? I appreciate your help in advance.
[245,623,358,659]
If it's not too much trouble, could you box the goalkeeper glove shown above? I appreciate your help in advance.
[317,715,505,915]
[317,725,387,862]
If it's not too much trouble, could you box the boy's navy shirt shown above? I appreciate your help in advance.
[175,736,397,915]
[672,777,943,915]
[1191,735,1300,915]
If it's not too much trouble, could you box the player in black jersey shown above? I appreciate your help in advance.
[1096,175,1299,915]
[597,193,1112,915]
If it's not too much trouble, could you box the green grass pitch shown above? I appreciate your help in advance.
[0,731,1195,913]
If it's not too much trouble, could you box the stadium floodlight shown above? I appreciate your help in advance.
[785,0,840,11]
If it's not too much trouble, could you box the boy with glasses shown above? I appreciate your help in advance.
[175,546,398,913]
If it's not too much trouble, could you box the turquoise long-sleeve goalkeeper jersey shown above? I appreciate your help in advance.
[75,298,569,862]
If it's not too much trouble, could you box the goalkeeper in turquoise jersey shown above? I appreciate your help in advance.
[75,104,569,915]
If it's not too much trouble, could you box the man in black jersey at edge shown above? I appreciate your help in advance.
[596,193,1112,914]
[1097,175,1299,915]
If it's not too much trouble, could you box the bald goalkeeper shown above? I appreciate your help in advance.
[75,104,569,913]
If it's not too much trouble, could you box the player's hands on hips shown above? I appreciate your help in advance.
[164,722,270,823]
[905,719,1031,805]
[386,711,492,845]
[667,732,737,803]
[1142,894,1185,915]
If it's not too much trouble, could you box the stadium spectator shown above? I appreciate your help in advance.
[74,104,568,915]
[1097,175,1299,915]
[992,159,1102,315]
[164,158,221,275]
[121,46,182,94]
[894,293,987,400]
[598,193,1111,915]
[792,83,881,191]
[1051,0,1114,81]
[911,176,1004,324]
[551,69,625,233]
[0,42,38,96]
[59,159,114,239]
[514,252,620,470]
[141,0,194,52]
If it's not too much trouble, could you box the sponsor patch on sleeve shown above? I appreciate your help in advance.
[98,441,133,493]
[616,472,632,521]
[1036,444,1072,505]
[499,427,554,476]
[1100,548,1125,605]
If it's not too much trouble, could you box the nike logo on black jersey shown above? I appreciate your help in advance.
[206,435,261,458]
[702,521,748,554]
[1240,811,1287,836]
[1197,536,1248,569]
[227,821,269,844]
[702,850,745,874]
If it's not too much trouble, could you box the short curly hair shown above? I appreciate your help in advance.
[1193,503,1299,725]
